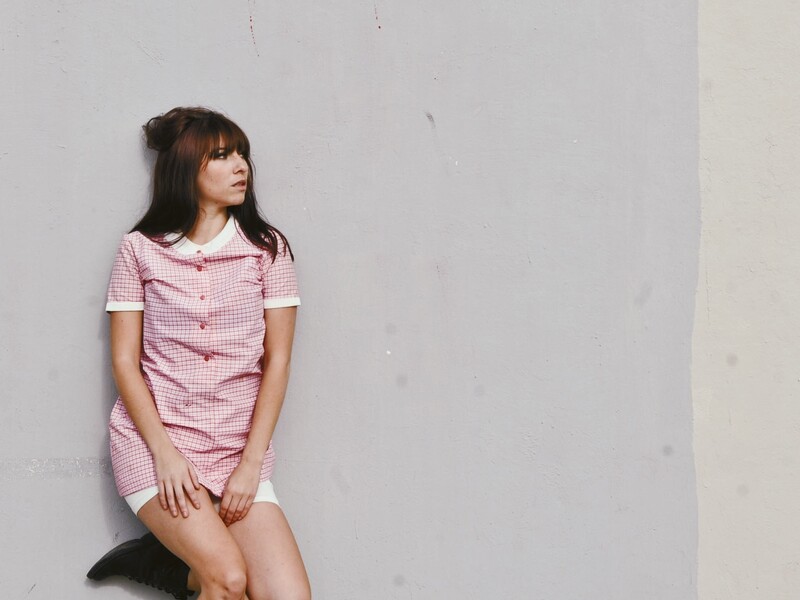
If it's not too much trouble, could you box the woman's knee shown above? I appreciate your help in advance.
[199,559,248,599]
[249,580,311,600]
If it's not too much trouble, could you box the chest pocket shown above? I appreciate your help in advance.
[212,256,264,321]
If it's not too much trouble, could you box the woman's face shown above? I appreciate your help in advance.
[196,144,249,211]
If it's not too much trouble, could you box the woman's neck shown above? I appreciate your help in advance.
[187,209,229,245]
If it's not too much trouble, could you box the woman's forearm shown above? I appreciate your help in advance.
[241,358,291,466]
[109,312,176,459]
[241,306,297,468]
[112,357,175,457]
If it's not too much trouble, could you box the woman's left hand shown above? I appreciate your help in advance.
[220,459,261,525]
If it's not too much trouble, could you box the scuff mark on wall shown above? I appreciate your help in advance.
[135,39,163,65]
[425,111,436,129]
[373,2,382,30]
[248,0,260,56]
[0,457,111,480]
[424,111,459,173]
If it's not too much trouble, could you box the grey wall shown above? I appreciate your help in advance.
[0,2,699,598]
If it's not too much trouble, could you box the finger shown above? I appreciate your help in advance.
[236,495,251,520]
[219,495,233,524]
[165,484,179,518]
[230,497,245,524]
[184,477,201,510]
[189,464,201,491]
[174,487,190,518]
[223,496,239,525]
[225,495,244,526]
[238,497,254,522]
[235,494,253,523]
[158,482,168,511]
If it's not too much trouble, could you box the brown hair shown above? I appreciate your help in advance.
[132,106,292,260]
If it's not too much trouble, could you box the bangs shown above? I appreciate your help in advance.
[205,116,250,156]
[178,113,251,168]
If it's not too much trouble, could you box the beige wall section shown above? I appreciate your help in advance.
[696,1,800,597]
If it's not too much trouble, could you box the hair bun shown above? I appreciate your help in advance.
[142,107,213,151]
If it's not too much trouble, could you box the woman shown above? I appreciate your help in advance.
[87,107,311,600]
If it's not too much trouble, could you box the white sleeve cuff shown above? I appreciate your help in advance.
[264,297,301,309]
[106,301,145,312]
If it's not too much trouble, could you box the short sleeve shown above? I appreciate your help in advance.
[106,235,145,312]
[261,237,301,309]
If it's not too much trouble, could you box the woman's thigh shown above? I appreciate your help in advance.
[138,487,246,585]
[227,502,311,600]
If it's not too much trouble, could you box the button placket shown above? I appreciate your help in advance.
[193,250,214,402]
[196,249,206,271]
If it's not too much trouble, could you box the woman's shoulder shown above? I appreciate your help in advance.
[112,230,173,265]
[118,229,169,248]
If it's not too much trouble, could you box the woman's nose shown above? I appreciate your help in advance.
[234,154,248,172]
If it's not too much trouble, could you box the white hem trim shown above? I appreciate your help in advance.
[264,297,301,309]
[124,480,279,515]
[164,215,237,255]
[106,301,145,311]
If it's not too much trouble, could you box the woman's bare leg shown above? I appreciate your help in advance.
[138,487,248,600]
[227,502,311,600]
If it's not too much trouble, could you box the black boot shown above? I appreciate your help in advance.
[87,532,194,599]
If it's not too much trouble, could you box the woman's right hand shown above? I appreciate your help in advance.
[153,446,202,518]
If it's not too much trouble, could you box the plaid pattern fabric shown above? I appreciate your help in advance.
[105,216,300,497]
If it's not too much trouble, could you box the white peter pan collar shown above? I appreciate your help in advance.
[165,215,237,256]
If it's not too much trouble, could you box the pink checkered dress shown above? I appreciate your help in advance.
[105,216,300,497]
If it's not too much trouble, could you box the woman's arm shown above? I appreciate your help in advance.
[110,311,201,518]
[219,306,297,525]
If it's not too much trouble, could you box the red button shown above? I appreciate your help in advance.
[197,265,203,271]
[200,323,206,329]
[200,295,206,300]
[204,355,210,361]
